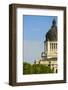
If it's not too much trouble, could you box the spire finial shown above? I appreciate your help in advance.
[52,18,56,27]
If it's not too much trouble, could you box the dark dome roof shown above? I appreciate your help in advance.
[45,19,57,41]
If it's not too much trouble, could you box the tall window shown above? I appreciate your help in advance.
[50,42,57,50]
[54,43,55,49]
[50,43,51,50]
[52,43,53,50]
[56,43,57,49]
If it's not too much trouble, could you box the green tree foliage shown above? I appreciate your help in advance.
[23,62,54,75]
[23,62,32,74]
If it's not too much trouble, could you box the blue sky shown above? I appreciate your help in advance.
[23,15,57,64]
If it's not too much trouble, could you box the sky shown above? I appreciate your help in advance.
[23,15,57,64]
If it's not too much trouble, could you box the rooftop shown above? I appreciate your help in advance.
[45,18,57,41]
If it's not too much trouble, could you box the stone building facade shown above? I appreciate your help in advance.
[35,18,58,73]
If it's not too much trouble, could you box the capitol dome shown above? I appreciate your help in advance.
[45,19,57,41]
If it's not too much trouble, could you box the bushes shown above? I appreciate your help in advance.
[23,62,54,75]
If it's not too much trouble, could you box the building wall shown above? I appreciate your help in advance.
[50,60,57,73]
[35,40,58,73]
[44,41,57,58]
[39,60,49,65]
[39,60,57,73]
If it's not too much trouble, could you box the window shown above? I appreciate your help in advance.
[52,43,53,50]
[50,43,52,50]
[54,43,55,49]
[56,43,57,49]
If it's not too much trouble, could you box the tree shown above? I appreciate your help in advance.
[23,62,54,74]
[23,62,32,74]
